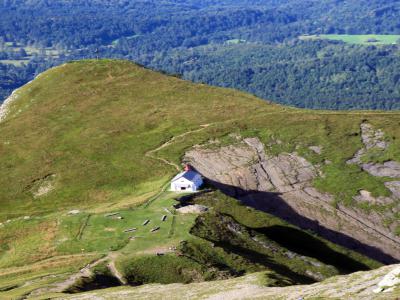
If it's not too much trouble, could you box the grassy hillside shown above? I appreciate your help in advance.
[1,59,400,298]
[3,60,400,221]
[0,59,283,221]
[0,191,382,299]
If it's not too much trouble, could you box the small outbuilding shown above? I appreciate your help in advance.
[170,165,203,192]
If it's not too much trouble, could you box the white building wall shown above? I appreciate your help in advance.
[170,175,203,192]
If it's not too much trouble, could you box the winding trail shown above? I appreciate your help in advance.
[145,124,212,171]
[26,255,110,296]
[26,252,126,297]
[26,124,214,296]
[107,252,127,285]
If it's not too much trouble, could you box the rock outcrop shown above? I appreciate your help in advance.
[60,263,400,300]
[347,122,400,178]
[373,265,400,294]
[184,137,400,263]
[0,89,19,123]
[0,72,45,123]
[177,204,208,214]
[362,161,400,178]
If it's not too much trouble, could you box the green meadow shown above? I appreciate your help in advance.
[56,192,197,255]
[300,34,400,45]
[0,190,198,298]
[0,43,64,67]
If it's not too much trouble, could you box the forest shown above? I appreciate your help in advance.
[155,41,400,110]
[0,0,399,109]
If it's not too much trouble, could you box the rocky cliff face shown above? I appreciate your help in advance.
[184,131,400,264]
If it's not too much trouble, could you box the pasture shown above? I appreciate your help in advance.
[0,42,64,67]
[299,34,400,45]
[0,189,198,298]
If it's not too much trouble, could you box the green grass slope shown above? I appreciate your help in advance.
[1,59,400,298]
[0,59,283,220]
[3,59,400,221]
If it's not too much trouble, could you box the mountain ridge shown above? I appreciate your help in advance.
[1,59,400,298]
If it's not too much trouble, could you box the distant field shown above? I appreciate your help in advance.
[0,44,64,67]
[299,34,400,45]
[225,39,246,45]
[0,59,30,66]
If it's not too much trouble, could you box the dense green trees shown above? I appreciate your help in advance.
[0,0,399,109]
[148,41,400,110]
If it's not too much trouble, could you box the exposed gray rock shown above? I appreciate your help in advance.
[33,174,57,198]
[0,89,19,123]
[361,123,388,150]
[227,222,242,235]
[252,236,279,252]
[185,137,400,263]
[347,123,400,178]
[305,270,325,281]
[373,265,400,293]
[309,146,322,155]
[353,190,393,205]
[347,148,366,164]
[0,72,45,123]
[285,251,297,259]
[50,263,400,300]
[347,123,387,164]
[307,260,322,268]
[177,204,208,214]
[362,161,400,178]
[385,181,400,199]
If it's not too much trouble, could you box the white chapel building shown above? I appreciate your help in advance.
[170,165,203,192]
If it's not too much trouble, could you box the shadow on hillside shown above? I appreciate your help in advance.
[257,225,369,273]
[64,274,121,294]
[202,177,398,265]
[210,239,316,284]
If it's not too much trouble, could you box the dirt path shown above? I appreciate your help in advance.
[76,214,91,240]
[26,252,127,296]
[145,124,211,171]
[107,252,127,285]
[142,124,212,209]
[26,255,109,296]
[26,124,213,297]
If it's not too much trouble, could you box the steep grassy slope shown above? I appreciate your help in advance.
[1,59,400,298]
[0,59,283,220]
[2,59,400,221]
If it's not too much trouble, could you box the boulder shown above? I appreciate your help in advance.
[177,204,208,214]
